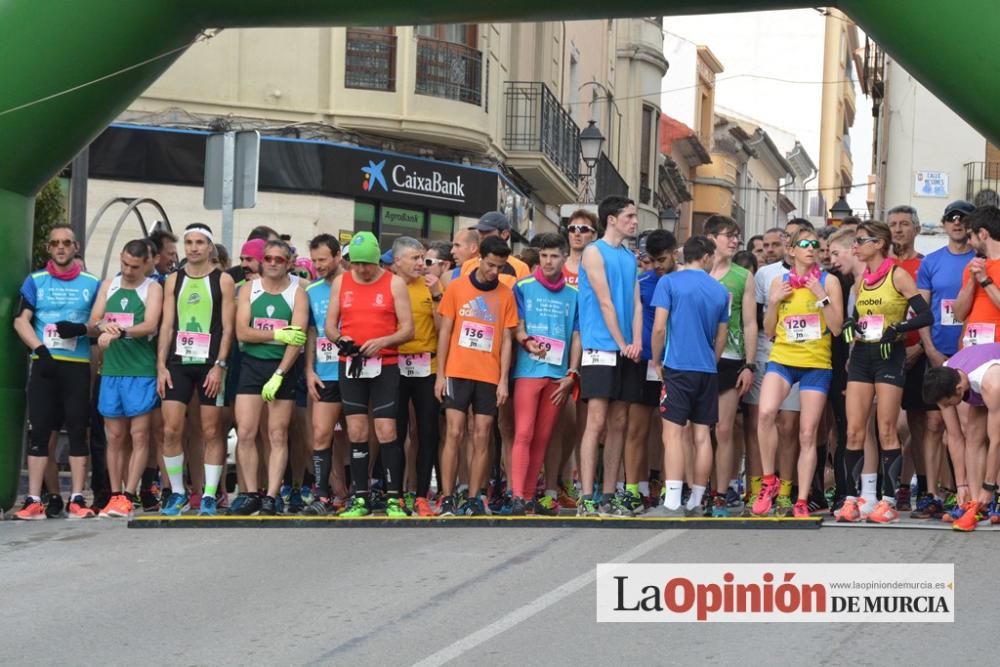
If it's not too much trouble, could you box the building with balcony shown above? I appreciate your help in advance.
[76,20,658,269]
[817,8,863,215]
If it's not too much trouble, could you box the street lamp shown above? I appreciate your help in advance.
[659,206,680,234]
[580,121,604,170]
[829,194,853,225]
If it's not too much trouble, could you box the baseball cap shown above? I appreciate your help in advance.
[349,231,381,264]
[473,211,511,233]
[943,199,975,219]
[380,250,394,265]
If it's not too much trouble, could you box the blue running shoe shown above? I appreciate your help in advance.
[711,496,730,518]
[199,495,218,516]
[160,492,189,516]
[498,491,514,516]
[279,484,293,507]
[299,485,315,506]
[289,487,304,513]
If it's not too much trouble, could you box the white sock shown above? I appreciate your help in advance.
[203,464,223,497]
[616,481,625,493]
[861,473,877,502]
[164,454,185,493]
[28,494,42,503]
[687,484,707,511]
[545,488,558,499]
[665,480,683,510]
[638,481,650,497]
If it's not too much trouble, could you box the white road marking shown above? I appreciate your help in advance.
[411,529,688,667]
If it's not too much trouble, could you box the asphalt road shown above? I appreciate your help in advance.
[0,519,991,666]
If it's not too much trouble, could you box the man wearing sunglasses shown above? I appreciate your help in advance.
[909,200,975,519]
[13,225,101,520]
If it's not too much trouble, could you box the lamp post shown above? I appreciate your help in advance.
[578,121,604,203]
[829,194,853,226]
[659,205,680,235]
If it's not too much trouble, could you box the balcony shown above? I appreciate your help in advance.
[344,29,397,92]
[415,36,482,106]
[595,153,628,201]
[965,161,1000,201]
[503,81,581,203]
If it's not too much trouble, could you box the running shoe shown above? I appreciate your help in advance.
[940,504,965,523]
[910,495,943,519]
[299,485,315,506]
[559,480,580,509]
[189,493,202,512]
[13,497,46,521]
[533,495,560,516]
[140,484,160,513]
[989,502,1000,525]
[952,501,983,532]
[510,497,527,516]
[160,486,172,508]
[649,479,663,506]
[341,496,370,518]
[44,493,64,518]
[288,487,304,514]
[229,494,261,516]
[806,492,829,514]
[576,496,600,517]
[279,484,293,507]
[228,493,248,515]
[725,487,743,511]
[302,497,338,516]
[367,489,387,512]
[67,496,96,519]
[711,496,729,518]
[894,486,912,512]
[624,491,644,515]
[605,492,635,517]
[751,477,780,516]
[834,497,861,523]
[385,497,409,518]
[414,496,435,517]
[438,495,457,517]
[458,497,486,516]
[858,497,876,520]
[99,494,133,519]
[198,495,218,516]
[403,492,417,514]
[740,495,757,518]
[217,490,230,510]
[497,491,514,516]
[774,495,793,517]
[868,499,900,523]
[159,492,189,517]
[792,499,810,518]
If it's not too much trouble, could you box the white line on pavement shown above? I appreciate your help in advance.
[410,528,688,667]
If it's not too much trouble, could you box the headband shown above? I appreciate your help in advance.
[184,226,214,243]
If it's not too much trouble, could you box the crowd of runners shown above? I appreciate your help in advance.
[13,194,1000,531]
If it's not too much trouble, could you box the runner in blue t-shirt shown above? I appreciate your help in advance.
[649,236,730,517]
[510,233,581,516]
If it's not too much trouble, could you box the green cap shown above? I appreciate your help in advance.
[349,231,380,264]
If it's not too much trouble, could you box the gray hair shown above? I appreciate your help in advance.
[887,204,920,227]
[391,236,425,259]
[975,189,1000,208]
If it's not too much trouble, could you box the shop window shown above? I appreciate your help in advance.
[354,201,376,233]
[429,213,454,241]
[379,205,425,251]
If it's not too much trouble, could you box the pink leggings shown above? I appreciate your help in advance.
[511,377,562,499]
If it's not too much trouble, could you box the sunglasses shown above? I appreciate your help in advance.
[48,239,74,248]
[424,257,443,267]
[263,254,289,265]
[567,225,595,234]
[944,213,966,223]
[795,239,820,249]
[853,237,879,246]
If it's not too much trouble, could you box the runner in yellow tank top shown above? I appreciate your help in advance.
[838,221,932,525]
[753,229,843,518]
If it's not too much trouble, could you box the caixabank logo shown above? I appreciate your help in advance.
[596,564,954,623]
[360,160,466,202]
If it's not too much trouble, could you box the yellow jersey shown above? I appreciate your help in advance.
[855,267,908,344]
[770,271,832,369]
[398,278,438,373]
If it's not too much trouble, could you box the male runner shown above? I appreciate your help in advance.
[442,228,480,288]
[13,225,100,520]
[435,235,519,515]
[325,232,414,517]
[230,239,308,515]
[393,236,442,516]
[148,229,178,284]
[302,234,347,515]
[576,195,643,516]
[650,236,730,516]
[912,200,976,517]
[564,209,598,286]
[91,240,163,517]
[705,215,758,516]
[462,211,530,283]
[761,228,785,265]
[747,235,765,267]
[156,223,236,516]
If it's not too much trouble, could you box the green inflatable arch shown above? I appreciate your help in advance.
[1,0,996,510]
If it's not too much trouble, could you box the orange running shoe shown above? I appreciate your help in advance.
[99,494,133,519]
[866,499,900,524]
[414,496,435,517]
[952,502,982,532]
[792,499,810,518]
[13,497,47,521]
[557,482,578,509]
[834,497,861,523]
[67,497,96,519]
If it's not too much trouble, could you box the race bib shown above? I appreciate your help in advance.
[533,335,565,366]
[400,352,432,378]
[964,322,996,347]
[941,299,959,326]
[784,314,821,342]
[646,360,661,382]
[254,317,289,343]
[858,314,885,342]
[176,331,211,362]
[43,324,77,352]
[316,337,338,364]
[358,355,382,379]
[104,312,134,328]
[459,322,494,352]
[582,349,616,367]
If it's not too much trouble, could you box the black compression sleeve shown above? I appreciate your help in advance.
[893,294,932,333]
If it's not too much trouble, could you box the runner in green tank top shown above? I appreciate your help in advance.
[706,216,759,517]
[90,240,164,517]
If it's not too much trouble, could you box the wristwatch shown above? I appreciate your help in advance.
[431,292,443,302]
[741,362,757,374]
[980,277,994,289]
[214,359,227,369]
[815,296,831,308]
[275,367,285,377]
